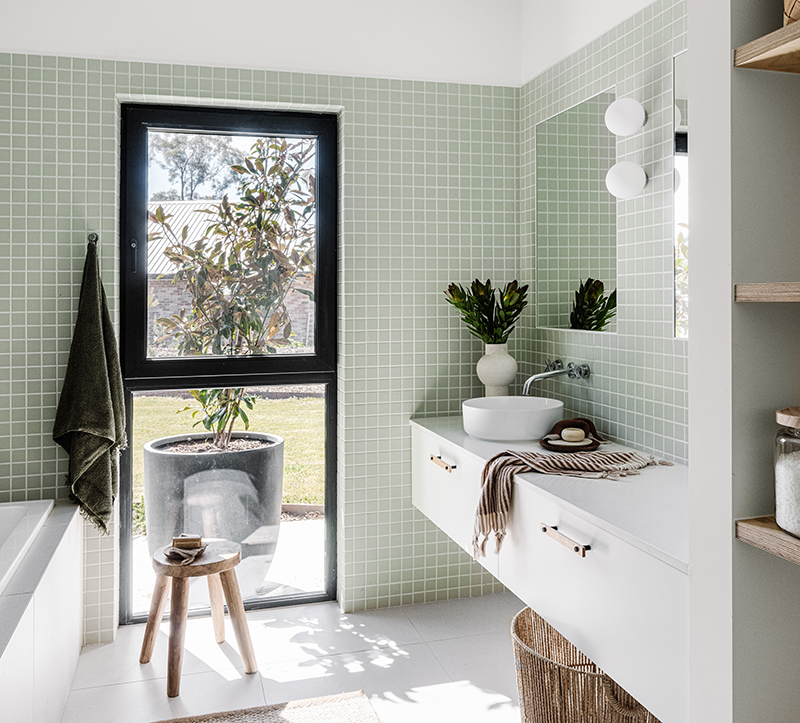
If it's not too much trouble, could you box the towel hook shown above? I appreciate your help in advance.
[87,233,99,245]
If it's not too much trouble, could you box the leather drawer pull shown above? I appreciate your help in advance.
[540,523,591,557]
[430,454,457,473]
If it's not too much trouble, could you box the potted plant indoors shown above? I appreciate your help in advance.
[569,277,617,331]
[444,279,529,396]
[143,137,316,562]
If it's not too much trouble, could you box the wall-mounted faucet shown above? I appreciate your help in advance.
[522,359,591,396]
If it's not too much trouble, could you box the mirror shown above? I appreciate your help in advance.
[673,51,689,339]
[535,90,617,332]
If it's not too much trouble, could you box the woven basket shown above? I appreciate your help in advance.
[786,0,800,25]
[511,607,662,723]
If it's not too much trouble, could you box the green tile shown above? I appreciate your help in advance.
[0,0,685,631]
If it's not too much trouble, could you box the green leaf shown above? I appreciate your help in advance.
[569,278,617,331]
[444,278,528,344]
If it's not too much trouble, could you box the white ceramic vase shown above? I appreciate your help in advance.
[476,342,518,396]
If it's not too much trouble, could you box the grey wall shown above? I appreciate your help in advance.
[730,2,800,720]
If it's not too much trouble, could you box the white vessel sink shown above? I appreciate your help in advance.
[462,396,564,441]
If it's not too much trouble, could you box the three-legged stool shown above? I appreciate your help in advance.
[139,539,257,697]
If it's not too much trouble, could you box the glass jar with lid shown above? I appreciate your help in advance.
[775,407,800,537]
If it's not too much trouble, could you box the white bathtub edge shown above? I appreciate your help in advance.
[0,500,55,597]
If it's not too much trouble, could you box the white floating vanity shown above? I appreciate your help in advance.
[411,416,688,723]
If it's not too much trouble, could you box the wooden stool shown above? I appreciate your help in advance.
[139,539,258,697]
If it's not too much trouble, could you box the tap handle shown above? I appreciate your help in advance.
[567,363,591,379]
[545,359,563,372]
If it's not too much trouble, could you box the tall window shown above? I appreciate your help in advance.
[119,105,337,623]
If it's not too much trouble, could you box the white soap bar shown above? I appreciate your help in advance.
[561,427,586,442]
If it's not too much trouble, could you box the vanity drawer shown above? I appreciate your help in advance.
[411,426,498,577]
[501,480,688,723]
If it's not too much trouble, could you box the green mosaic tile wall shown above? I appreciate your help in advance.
[0,0,690,643]
[519,0,688,463]
[535,90,616,330]
[0,57,514,641]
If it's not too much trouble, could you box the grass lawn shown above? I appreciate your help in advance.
[131,394,325,535]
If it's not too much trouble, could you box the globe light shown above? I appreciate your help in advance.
[605,161,647,199]
[604,98,646,136]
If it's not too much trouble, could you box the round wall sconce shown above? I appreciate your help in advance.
[604,98,646,136]
[605,161,647,199]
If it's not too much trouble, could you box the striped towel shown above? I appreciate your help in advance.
[472,449,673,558]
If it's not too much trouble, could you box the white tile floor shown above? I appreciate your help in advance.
[61,592,524,723]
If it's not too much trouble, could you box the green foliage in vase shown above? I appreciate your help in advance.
[569,278,617,331]
[444,279,529,344]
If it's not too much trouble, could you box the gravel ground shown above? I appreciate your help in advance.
[281,509,325,522]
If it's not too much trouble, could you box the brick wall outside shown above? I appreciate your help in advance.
[148,274,314,352]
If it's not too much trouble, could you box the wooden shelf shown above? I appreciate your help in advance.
[734,282,800,302]
[734,21,800,73]
[736,516,800,565]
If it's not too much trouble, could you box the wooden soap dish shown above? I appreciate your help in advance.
[539,417,603,453]
[539,436,600,453]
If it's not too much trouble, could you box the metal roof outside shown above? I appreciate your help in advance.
[147,200,219,276]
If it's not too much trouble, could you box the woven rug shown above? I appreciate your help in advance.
[153,691,381,723]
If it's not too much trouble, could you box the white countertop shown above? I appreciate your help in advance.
[410,415,689,573]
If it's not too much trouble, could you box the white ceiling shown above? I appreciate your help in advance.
[1,0,657,87]
[519,0,658,84]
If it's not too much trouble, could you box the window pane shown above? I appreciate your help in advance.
[146,131,316,358]
[130,384,326,616]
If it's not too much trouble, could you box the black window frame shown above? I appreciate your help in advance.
[118,104,338,624]
[120,104,337,382]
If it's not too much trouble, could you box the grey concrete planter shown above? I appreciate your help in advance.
[143,432,284,564]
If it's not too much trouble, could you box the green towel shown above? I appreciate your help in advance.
[53,241,126,533]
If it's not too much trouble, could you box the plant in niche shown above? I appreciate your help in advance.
[569,278,617,331]
[444,279,529,344]
[149,137,316,448]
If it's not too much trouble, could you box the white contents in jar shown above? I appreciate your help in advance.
[775,451,800,537]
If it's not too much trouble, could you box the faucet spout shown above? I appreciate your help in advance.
[522,359,591,395]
